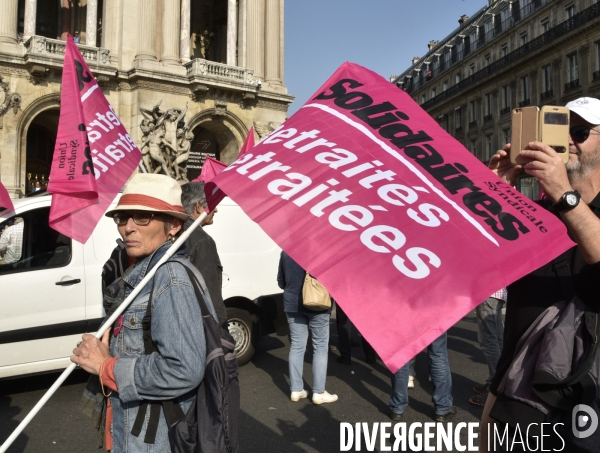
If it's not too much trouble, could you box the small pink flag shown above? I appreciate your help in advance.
[47,36,141,243]
[203,127,254,212]
[0,182,14,212]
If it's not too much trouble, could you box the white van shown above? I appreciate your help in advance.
[0,192,285,379]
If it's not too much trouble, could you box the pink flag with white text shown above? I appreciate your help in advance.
[0,182,14,212]
[210,62,574,372]
[202,128,254,212]
[47,36,141,243]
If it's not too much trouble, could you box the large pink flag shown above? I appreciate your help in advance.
[47,36,141,243]
[203,128,254,212]
[0,182,14,212]
[210,62,574,372]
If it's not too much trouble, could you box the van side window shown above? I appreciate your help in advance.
[0,207,71,275]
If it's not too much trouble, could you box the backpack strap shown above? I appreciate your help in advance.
[130,258,214,442]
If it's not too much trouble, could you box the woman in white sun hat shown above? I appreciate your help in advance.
[72,173,217,452]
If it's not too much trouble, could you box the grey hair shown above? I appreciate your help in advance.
[180,182,207,214]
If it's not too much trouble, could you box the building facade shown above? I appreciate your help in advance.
[392,0,600,198]
[0,0,292,197]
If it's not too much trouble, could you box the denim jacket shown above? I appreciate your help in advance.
[109,242,216,452]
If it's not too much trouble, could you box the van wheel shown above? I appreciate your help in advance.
[227,308,256,366]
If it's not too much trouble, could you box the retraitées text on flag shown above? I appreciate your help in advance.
[208,62,575,373]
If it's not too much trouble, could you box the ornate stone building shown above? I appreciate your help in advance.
[0,0,292,196]
[391,0,600,198]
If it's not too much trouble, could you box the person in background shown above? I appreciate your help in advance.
[180,181,227,329]
[73,31,80,43]
[389,332,456,422]
[0,216,24,264]
[277,251,338,405]
[468,288,506,407]
[335,302,377,366]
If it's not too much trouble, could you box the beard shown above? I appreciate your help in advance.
[566,144,600,184]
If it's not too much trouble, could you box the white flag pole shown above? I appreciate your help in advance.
[0,210,208,453]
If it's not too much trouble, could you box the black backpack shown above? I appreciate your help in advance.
[132,257,240,453]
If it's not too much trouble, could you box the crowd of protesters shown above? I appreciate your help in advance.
[65,96,600,452]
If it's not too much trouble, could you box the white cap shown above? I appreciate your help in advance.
[565,97,600,125]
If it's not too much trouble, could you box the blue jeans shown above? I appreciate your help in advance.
[286,311,331,393]
[389,332,453,415]
[476,297,504,385]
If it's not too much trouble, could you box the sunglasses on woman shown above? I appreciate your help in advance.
[570,125,600,143]
[113,212,157,226]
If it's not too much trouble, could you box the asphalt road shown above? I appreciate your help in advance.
[0,312,489,453]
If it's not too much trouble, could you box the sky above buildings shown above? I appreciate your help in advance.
[285,0,487,115]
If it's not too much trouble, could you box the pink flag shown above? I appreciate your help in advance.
[202,127,254,212]
[47,36,141,243]
[209,62,574,372]
[0,182,14,212]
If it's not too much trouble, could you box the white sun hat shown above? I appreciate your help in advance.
[105,173,190,221]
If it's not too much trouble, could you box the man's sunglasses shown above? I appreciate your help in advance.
[570,125,600,143]
[113,212,157,226]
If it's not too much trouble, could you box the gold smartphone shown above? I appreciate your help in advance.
[510,106,570,164]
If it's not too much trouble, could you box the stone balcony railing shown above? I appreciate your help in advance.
[184,59,256,86]
[24,35,111,67]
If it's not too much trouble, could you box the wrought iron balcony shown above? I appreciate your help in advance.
[417,2,600,109]
[519,99,531,107]
[565,79,580,91]
[540,89,554,100]
[484,114,493,122]
[469,120,477,129]
[500,106,511,116]
[24,35,111,67]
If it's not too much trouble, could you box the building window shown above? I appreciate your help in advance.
[431,88,437,98]
[470,100,477,123]
[421,94,426,104]
[541,20,550,33]
[486,134,494,161]
[471,139,478,158]
[542,65,553,98]
[484,20,493,41]
[522,0,533,17]
[566,4,575,19]
[455,108,463,132]
[595,42,600,81]
[469,63,475,76]
[455,73,461,84]
[485,92,493,116]
[443,51,451,68]
[504,128,511,146]
[521,33,528,46]
[502,85,511,113]
[521,76,530,106]
[568,53,579,82]
[501,44,508,57]
[443,80,448,91]
[470,28,478,51]
[485,54,491,67]
[500,7,511,31]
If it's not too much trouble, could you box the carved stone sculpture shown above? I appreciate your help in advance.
[138,102,194,182]
[0,77,22,129]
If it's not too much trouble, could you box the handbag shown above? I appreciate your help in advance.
[302,272,331,311]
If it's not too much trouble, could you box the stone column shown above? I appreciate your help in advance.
[0,0,19,44]
[86,0,97,46]
[246,0,264,79]
[264,0,280,84]
[23,0,37,39]
[237,0,247,67]
[226,0,237,66]
[180,0,191,62]
[60,0,71,41]
[161,0,180,65]
[135,0,157,61]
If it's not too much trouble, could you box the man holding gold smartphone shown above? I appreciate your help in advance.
[479,97,600,452]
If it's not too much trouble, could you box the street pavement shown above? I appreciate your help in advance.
[0,311,489,452]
